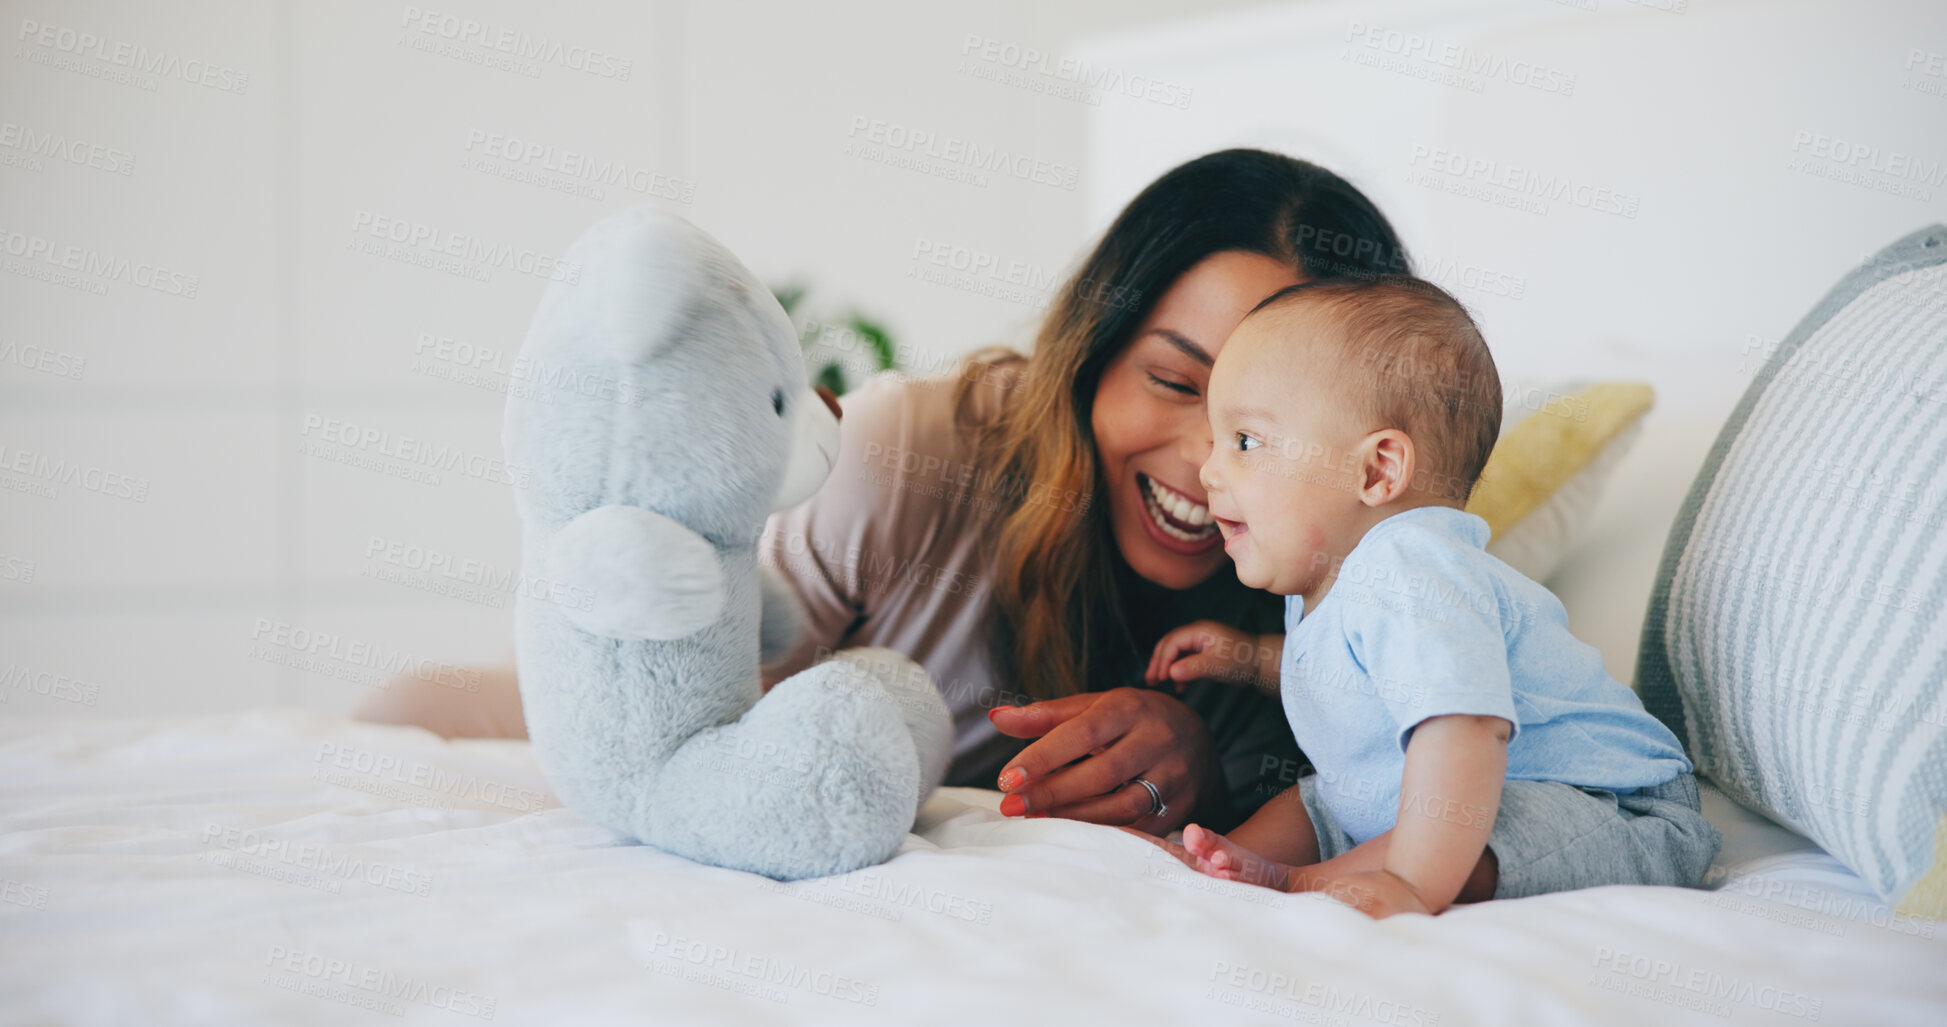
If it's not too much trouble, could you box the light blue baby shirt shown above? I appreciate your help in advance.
[1281,505,1691,845]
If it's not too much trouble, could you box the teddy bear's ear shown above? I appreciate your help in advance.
[545,505,724,640]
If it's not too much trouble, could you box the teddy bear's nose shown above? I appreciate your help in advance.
[815,385,842,421]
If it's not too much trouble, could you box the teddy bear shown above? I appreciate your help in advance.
[502,205,953,880]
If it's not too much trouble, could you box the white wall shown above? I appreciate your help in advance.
[6,0,1939,719]
[0,0,1270,717]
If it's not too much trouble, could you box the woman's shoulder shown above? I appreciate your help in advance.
[841,346,1027,460]
[792,348,1024,550]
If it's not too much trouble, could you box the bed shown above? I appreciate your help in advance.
[1,705,1943,1025]
[4,411,1945,1026]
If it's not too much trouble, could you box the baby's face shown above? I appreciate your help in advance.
[1198,314,1373,599]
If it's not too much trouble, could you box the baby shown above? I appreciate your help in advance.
[1144,275,1720,918]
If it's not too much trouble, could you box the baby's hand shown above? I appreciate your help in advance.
[1145,620,1268,692]
[1296,868,1433,919]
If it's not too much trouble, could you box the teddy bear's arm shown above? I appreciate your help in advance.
[545,504,724,640]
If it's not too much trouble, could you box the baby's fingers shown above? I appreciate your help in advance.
[1147,621,1232,686]
[1181,824,1227,867]
[1145,631,1185,685]
[1163,651,1259,689]
[1145,629,1196,686]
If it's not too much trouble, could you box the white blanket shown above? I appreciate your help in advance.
[2,710,1942,1025]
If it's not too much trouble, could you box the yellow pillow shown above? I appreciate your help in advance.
[1466,382,1656,583]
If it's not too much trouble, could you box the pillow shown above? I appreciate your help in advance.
[1467,381,1656,582]
[1636,223,1947,917]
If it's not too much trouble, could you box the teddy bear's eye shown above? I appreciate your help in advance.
[772,388,785,416]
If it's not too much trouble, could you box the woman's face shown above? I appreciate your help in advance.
[1090,250,1307,591]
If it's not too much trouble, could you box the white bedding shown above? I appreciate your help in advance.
[2,709,1942,1026]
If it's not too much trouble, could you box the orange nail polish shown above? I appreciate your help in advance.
[999,794,1027,817]
[997,767,1025,791]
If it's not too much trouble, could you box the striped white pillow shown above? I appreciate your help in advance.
[1637,224,1947,917]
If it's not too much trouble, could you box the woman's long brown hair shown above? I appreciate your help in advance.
[949,148,1414,703]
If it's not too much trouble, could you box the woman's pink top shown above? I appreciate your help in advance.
[758,365,1031,784]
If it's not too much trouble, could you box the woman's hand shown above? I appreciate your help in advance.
[987,688,1227,835]
[1144,620,1282,695]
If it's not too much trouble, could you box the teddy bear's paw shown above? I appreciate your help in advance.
[646,664,926,879]
[803,647,953,802]
[546,504,723,640]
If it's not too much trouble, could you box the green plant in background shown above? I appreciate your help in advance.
[771,281,898,396]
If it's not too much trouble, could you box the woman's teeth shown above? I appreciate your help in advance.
[1141,474,1218,541]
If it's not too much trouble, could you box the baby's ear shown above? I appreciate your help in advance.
[1358,429,1416,507]
[545,505,724,640]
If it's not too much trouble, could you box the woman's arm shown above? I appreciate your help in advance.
[354,661,530,739]
[353,652,803,738]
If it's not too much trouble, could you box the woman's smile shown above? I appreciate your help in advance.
[1136,471,1222,554]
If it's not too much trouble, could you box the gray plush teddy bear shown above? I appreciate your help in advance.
[503,206,953,880]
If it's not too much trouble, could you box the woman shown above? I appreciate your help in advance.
[357,148,1413,836]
